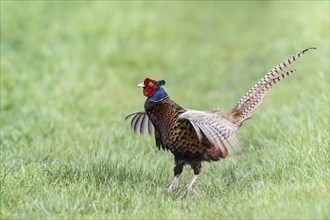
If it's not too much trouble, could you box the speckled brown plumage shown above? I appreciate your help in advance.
[145,98,228,176]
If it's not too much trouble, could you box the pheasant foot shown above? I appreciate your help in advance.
[180,174,200,198]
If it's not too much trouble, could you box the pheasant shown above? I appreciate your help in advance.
[126,48,315,197]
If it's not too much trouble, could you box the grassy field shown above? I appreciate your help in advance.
[1,1,329,219]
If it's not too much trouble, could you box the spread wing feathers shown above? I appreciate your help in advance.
[232,47,316,123]
[125,111,155,135]
[178,110,241,155]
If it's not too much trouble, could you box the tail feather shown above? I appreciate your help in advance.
[230,48,315,123]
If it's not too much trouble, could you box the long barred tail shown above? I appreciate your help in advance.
[229,47,316,124]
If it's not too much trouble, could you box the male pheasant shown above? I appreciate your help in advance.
[126,48,315,197]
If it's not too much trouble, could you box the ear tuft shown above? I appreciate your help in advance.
[157,80,165,86]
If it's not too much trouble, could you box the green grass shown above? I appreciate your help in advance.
[1,1,329,219]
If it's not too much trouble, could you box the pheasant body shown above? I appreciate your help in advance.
[145,98,228,162]
[126,48,315,197]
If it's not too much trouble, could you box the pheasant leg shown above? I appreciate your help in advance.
[168,158,185,193]
[180,161,201,198]
[180,174,200,198]
[167,174,181,193]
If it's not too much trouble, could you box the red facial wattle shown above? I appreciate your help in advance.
[143,78,158,97]
[143,85,156,96]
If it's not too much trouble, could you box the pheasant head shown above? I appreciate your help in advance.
[138,78,168,102]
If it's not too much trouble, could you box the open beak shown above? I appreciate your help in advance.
[137,82,145,88]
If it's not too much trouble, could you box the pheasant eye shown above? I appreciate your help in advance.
[149,82,154,87]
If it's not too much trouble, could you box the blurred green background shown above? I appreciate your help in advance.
[1,1,329,219]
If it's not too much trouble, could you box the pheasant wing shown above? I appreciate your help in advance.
[125,111,155,136]
[178,110,241,155]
